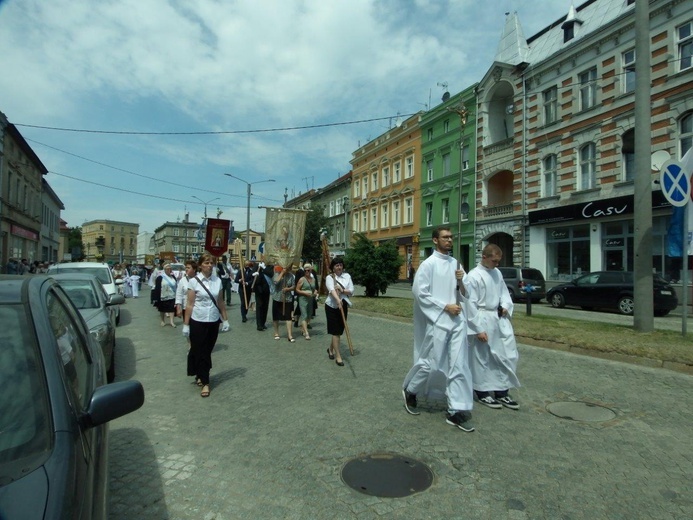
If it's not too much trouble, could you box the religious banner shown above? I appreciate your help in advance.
[263,207,309,268]
[205,218,230,257]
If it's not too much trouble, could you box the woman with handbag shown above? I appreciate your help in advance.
[154,264,178,327]
[183,254,230,398]
[295,263,318,340]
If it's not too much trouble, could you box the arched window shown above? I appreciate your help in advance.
[681,112,693,158]
[579,143,596,190]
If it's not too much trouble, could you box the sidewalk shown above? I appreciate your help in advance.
[108,293,693,519]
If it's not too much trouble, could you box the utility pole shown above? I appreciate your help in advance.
[633,0,653,331]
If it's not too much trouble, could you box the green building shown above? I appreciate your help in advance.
[417,84,478,270]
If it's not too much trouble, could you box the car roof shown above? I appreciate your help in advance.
[48,262,111,269]
[49,273,101,284]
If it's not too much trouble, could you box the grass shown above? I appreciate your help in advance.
[352,296,693,367]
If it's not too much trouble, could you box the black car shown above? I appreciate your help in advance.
[498,267,546,302]
[51,273,125,383]
[0,276,144,519]
[546,271,678,316]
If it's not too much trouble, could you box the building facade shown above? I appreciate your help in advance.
[151,220,202,262]
[418,85,478,270]
[83,219,140,264]
[230,229,264,265]
[350,113,423,279]
[0,115,47,269]
[475,0,693,282]
[40,179,64,264]
[310,172,352,257]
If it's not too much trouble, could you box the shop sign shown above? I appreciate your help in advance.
[528,191,668,225]
[604,238,624,247]
[10,224,38,241]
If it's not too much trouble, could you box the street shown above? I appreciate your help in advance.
[109,289,693,519]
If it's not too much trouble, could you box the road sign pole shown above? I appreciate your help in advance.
[683,204,688,336]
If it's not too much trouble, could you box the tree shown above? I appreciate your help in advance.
[67,227,85,261]
[301,204,329,264]
[344,233,403,297]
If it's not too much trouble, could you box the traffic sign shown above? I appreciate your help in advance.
[660,159,691,207]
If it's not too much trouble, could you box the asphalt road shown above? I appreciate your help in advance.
[108,288,693,519]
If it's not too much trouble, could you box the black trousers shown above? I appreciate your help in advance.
[255,292,269,328]
[187,318,220,385]
[239,286,252,318]
[221,278,232,304]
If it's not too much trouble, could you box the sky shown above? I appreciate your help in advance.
[0,0,574,234]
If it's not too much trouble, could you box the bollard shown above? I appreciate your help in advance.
[523,284,534,316]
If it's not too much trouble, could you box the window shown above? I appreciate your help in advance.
[678,21,692,71]
[443,119,450,133]
[110,247,115,255]
[251,236,257,245]
[382,166,390,187]
[543,154,557,197]
[353,214,359,233]
[442,153,451,177]
[371,208,378,229]
[329,201,335,217]
[362,176,368,197]
[462,145,470,170]
[354,180,360,198]
[47,290,92,409]
[623,49,635,93]
[393,162,401,183]
[426,159,434,182]
[543,87,557,125]
[579,68,597,110]
[392,201,401,225]
[173,245,180,253]
[441,198,450,224]
[192,245,198,253]
[681,113,693,158]
[405,197,413,224]
[372,173,378,191]
[579,143,597,190]
[405,156,414,178]
[622,129,635,181]
[362,210,368,231]
[425,202,433,227]
[173,228,179,236]
[381,204,389,228]
[427,128,433,141]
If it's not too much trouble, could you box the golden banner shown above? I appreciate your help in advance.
[263,207,308,268]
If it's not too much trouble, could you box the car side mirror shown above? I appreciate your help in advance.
[108,293,125,306]
[114,279,124,286]
[82,381,144,428]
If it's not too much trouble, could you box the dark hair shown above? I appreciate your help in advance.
[330,257,345,270]
[432,226,452,240]
[185,260,198,271]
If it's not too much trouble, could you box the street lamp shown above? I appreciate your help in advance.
[191,196,220,255]
[224,174,276,261]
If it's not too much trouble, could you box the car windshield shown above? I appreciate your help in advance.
[0,305,51,476]
[53,267,111,285]
[59,282,99,309]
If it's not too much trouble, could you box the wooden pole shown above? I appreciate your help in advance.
[239,254,249,310]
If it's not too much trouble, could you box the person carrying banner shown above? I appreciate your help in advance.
[324,257,353,366]
[235,261,254,323]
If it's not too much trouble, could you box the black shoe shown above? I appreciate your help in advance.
[496,396,520,410]
[476,395,502,409]
[257,327,264,331]
[445,412,475,432]
[326,348,335,360]
[307,324,312,329]
[402,389,420,415]
[242,317,247,323]
[262,326,268,330]
[336,359,344,366]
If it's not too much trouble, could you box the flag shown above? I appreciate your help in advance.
[264,207,309,268]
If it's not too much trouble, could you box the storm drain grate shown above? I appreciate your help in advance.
[546,401,616,422]
[341,453,434,497]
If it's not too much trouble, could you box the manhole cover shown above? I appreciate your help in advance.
[546,401,616,422]
[341,453,434,497]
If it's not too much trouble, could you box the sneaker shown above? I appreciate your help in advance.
[445,412,475,432]
[497,396,520,410]
[402,389,420,415]
[477,395,502,409]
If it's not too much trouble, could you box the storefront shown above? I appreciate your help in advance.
[528,191,672,282]
[8,223,39,264]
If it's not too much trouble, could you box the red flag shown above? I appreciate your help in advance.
[205,218,230,257]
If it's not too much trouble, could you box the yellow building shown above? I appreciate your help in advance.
[229,229,264,266]
[349,113,422,279]
[82,219,139,265]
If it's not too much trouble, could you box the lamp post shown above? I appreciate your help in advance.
[224,174,275,261]
[191,196,220,254]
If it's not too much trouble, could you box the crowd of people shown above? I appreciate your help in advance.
[403,227,520,433]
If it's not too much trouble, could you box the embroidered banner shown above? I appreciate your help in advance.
[205,218,230,257]
[263,207,308,268]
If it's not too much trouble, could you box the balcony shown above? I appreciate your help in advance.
[482,203,514,218]
[483,137,513,155]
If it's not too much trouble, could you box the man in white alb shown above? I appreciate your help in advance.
[402,227,475,432]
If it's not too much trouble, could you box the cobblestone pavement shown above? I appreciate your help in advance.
[109,289,693,519]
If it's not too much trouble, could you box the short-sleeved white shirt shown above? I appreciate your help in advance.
[188,274,223,323]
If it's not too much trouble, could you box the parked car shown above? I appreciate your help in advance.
[50,273,125,383]
[546,271,678,316]
[0,275,143,519]
[47,262,121,325]
[499,267,546,302]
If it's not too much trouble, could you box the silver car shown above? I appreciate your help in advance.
[51,273,125,383]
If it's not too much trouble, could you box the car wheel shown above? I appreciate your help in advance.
[617,296,634,315]
[115,309,121,326]
[549,292,565,308]
[107,348,115,383]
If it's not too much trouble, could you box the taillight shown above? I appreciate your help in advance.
[519,281,525,289]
